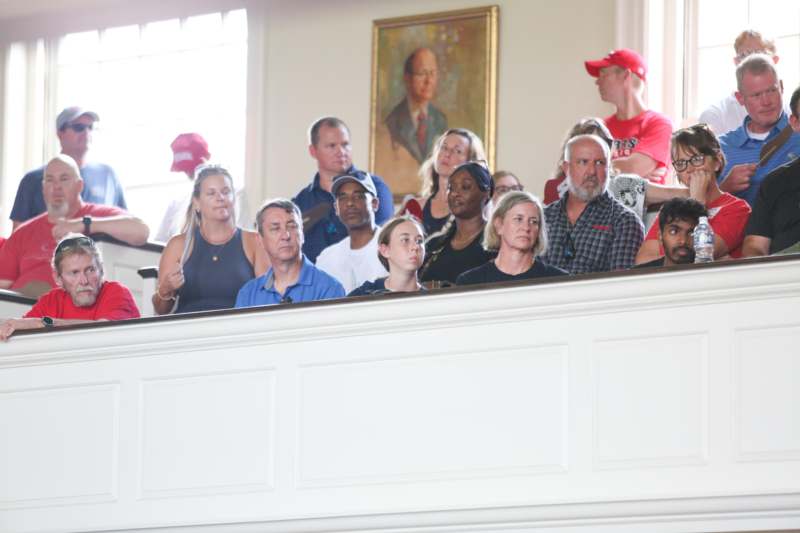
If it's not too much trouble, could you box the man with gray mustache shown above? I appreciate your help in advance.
[541,134,644,274]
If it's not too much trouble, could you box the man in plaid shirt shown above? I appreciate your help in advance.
[542,134,644,274]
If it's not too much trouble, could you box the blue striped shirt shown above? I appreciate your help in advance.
[718,113,800,206]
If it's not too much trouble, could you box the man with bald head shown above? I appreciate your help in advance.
[0,155,149,297]
[384,47,448,163]
[10,106,127,229]
[541,134,644,274]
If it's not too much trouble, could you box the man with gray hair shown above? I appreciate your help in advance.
[10,106,127,229]
[0,234,140,341]
[719,53,800,206]
[235,198,344,308]
[699,30,783,136]
[541,134,644,274]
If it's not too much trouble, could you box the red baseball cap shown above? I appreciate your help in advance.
[584,48,647,82]
[170,133,210,175]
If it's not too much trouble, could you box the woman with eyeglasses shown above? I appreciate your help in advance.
[457,191,567,285]
[491,171,523,204]
[635,124,751,264]
[419,161,495,286]
[153,164,269,314]
[349,215,426,296]
[399,128,487,235]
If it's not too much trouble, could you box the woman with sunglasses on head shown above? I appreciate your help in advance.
[419,161,495,286]
[349,215,426,296]
[457,191,567,285]
[635,124,751,264]
[153,164,269,314]
[399,128,487,235]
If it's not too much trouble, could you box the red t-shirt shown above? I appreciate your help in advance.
[24,281,140,320]
[606,110,673,184]
[645,192,752,258]
[0,203,123,290]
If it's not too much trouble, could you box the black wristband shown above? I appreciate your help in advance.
[83,215,92,235]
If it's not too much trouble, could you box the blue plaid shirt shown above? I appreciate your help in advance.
[542,190,644,274]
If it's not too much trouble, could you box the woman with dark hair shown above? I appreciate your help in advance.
[153,164,269,314]
[457,191,567,285]
[399,128,487,235]
[348,215,426,296]
[419,161,494,286]
[635,123,751,263]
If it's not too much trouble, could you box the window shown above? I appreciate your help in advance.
[55,9,248,233]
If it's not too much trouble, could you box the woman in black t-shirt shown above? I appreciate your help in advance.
[456,191,568,285]
[419,162,494,286]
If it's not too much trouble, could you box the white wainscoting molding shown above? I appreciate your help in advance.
[0,257,799,533]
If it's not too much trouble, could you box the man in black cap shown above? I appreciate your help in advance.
[9,106,127,230]
[315,170,387,293]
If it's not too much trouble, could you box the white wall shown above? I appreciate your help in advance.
[0,0,618,221]
[255,0,617,206]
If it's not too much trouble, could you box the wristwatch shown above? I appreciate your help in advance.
[41,316,54,328]
[83,215,92,235]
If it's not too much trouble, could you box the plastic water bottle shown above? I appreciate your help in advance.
[693,216,714,263]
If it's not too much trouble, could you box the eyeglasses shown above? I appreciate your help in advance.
[672,154,706,172]
[411,69,438,79]
[55,235,95,254]
[66,123,94,133]
[563,232,575,261]
[494,185,523,195]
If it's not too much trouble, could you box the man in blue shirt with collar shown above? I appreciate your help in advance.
[719,54,800,206]
[292,117,393,263]
[235,198,344,308]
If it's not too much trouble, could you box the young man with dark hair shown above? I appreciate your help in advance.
[635,198,709,268]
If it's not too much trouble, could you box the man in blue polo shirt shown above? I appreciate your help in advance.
[235,198,344,308]
[719,54,800,206]
[10,106,127,230]
[292,116,393,263]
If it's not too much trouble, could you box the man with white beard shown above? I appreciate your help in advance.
[541,134,644,274]
[0,154,149,297]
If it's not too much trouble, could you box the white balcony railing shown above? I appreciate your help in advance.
[1,255,799,533]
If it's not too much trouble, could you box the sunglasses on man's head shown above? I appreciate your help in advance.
[55,236,95,254]
[66,123,94,133]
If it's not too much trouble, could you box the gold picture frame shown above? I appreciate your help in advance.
[369,5,498,201]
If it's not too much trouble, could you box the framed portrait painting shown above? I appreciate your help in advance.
[369,6,498,200]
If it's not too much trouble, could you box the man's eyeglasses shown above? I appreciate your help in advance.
[563,232,575,261]
[56,235,94,254]
[66,123,94,133]
[672,154,706,172]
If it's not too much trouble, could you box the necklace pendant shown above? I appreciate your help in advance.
[212,255,219,262]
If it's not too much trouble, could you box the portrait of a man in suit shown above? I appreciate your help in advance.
[384,48,448,164]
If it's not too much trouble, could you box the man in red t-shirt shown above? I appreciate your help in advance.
[584,48,673,184]
[0,154,149,297]
[0,233,140,340]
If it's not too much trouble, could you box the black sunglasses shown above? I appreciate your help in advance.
[56,235,95,254]
[66,123,94,133]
